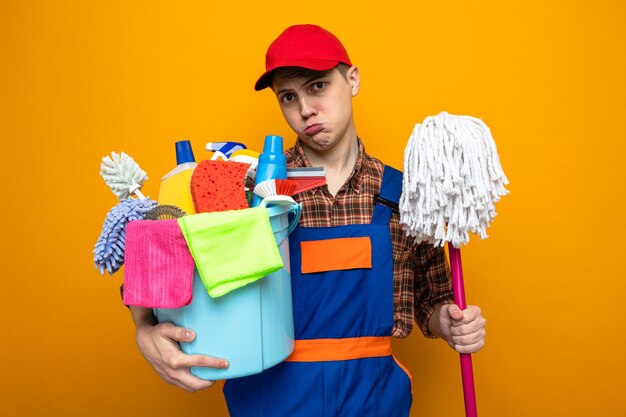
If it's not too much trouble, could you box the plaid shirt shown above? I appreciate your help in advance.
[286,138,454,339]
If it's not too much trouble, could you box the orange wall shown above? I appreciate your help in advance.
[1,1,625,416]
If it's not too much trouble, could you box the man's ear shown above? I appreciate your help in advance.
[347,66,360,96]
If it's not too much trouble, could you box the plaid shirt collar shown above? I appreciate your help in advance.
[289,137,367,195]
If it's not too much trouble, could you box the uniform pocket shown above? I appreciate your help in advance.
[300,236,372,274]
[377,355,413,416]
[296,236,372,338]
[392,354,413,388]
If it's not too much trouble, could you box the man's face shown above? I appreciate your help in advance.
[272,66,360,153]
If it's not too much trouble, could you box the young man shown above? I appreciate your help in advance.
[130,24,486,416]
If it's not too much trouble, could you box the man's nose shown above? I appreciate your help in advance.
[299,97,317,119]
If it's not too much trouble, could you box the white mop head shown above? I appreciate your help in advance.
[399,112,509,248]
[100,151,148,200]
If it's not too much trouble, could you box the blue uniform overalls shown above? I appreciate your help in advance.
[224,166,413,417]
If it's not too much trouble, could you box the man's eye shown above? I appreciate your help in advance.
[282,93,295,103]
[312,82,326,91]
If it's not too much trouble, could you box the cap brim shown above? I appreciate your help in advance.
[254,59,345,91]
[254,70,278,91]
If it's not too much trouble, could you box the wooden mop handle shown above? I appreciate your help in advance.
[447,243,478,417]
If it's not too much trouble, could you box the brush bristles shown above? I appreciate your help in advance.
[254,179,298,198]
[100,151,148,200]
[145,205,187,220]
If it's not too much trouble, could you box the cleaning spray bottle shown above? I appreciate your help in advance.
[252,135,287,207]
[157,140,197,214]
[206,141,247,160]
[230,149,260,207]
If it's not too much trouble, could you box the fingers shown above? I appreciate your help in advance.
[155,324,230,369]
[449,305,482,325]
[156,343,229,392]
[445,305,486,354]
[158,351,228,392]
[159,366,217,392]
[164,352,229,370]
[453,338,485,354]
[450,317,486,336]
[447,304,464,321]
[139,322,229,392]
[155,322,196,343]
[451,328,486,347]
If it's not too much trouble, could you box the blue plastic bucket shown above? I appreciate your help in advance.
[154,201,301,380]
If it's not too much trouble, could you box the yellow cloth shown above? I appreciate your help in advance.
[177,207,283,297]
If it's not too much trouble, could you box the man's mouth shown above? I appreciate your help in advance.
[304,124,323,136]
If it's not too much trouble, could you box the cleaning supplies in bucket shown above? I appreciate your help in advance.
[94,151,156,275]
[157,140,197,215]
[229,149,260,206]
[191,159,251,212]
[100,151,149,200]
[152,135,299,380]
[206,141,247,160]
[154,200,301,380]
[252,135,287,207]
[286,166,327,194]
[254,178,298,199]
[123,219,195,308]
[94,197,156,275]
[95,137,300,381]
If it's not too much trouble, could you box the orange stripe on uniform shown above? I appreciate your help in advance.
[300,236,372,274]
[285,336,392,362]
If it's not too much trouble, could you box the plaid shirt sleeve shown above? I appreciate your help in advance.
[412,241,454,338]
[389,214,454,339]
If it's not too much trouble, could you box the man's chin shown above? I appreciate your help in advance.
[306,140,333,153]
[300,134,332,151]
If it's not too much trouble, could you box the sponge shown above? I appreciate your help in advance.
[191,160,250,213]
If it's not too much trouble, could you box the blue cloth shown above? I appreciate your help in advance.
[224,166,412,417]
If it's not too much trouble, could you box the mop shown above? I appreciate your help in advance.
[399,111,509,417]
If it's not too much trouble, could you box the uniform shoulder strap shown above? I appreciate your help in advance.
[372,165,403,224]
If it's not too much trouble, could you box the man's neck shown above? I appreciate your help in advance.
[300,133,359,196]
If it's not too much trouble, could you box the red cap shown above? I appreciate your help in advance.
[255,24,352,91]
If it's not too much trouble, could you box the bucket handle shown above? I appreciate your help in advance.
[261,196,302,235]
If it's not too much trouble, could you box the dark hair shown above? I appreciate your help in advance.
[270,63,350,91]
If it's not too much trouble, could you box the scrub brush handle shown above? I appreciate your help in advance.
[447,243,478,417]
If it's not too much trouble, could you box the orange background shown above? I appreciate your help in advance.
[1,1,625,416]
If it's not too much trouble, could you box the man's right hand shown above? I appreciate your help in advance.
[132,307,229,392]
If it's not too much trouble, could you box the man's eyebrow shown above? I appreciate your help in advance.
[302,75,325,85]
[276,75,328,95]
